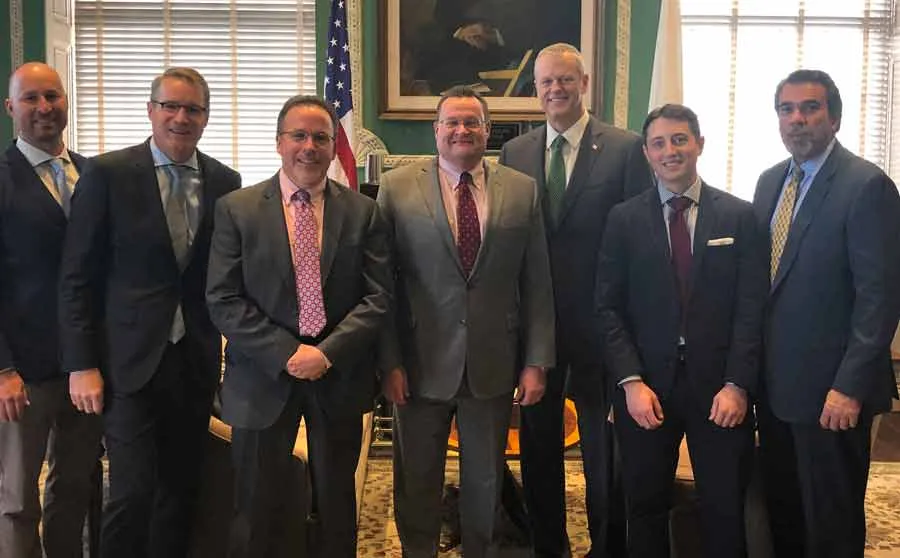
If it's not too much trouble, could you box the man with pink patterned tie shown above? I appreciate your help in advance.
[206,95,391,558]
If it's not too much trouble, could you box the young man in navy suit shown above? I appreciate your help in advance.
[0,62,103,558]
[597,104,768,558]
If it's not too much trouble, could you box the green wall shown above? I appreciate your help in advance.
[1,0,47,141]
[1,0,659,153]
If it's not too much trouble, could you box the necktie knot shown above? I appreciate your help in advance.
[458,171,472,188]
[668,196,692,214]
[291,188,312,205]
[790,165,805,184]
[551,135,567,152]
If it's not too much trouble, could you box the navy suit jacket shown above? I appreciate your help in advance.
[59,140,241,395]
[753,143,900,423]
[598,184,767,406]
[0,142,86,383]
[500,115,653,403]
[207,176,392,429]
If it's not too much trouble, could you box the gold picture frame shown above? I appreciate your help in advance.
[379,0,604,121]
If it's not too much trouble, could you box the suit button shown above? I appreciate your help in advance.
[459,319,467,326]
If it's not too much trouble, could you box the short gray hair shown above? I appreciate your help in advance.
[150,67,210,108]
[535,43,586,76]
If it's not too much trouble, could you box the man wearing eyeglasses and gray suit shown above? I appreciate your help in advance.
[378,85,555,558]
[207,95,391,558]
[59,67,240,557]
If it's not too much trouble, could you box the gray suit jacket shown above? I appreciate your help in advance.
[500,115,653,403]
[207,176,392,429]
[377,158,555,401]
[753,142,900,423]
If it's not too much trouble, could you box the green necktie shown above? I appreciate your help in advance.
[546,135,567,224]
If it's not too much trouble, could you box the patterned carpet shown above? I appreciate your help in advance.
[357,457,900,558]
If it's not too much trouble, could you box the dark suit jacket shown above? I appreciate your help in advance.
[58,140,240,394]
[598,184,767,406]
[753,143,900,423]
[0,143,86,383]
[377,158,555,401]
[499,116,653,403]
[206,176,391,430]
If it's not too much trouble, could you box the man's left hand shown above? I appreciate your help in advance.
[515,366,546,406]
[709,384,747,428]
[819,389,861,431]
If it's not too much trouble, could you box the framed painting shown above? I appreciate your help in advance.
[379,0,603,121]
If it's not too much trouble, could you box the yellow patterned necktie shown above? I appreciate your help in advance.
[770,166,805,280]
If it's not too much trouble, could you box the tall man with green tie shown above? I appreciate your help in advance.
[753,69,900,558]
[59,67,241,557]
[0,61,103,558]
[499,43,653,558]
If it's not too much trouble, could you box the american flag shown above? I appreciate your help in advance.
[324,0,358,190]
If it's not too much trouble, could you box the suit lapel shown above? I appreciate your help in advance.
[320,179,345,285]
[688,184,716,299]
[523,128,547,193]
[771,146,842,291]
[760,162,789,226]
[645,188,672,263]
[131,142,181,272]
[474,161,505,277]
[417,159,463,273]
[558,118,604,227]
[261,175,297,297]
[5,143,68,227]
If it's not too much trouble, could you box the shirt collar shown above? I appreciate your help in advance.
[150,138,199,171]
[279,168,326,205]
[437,156,486,191]
[658,175,703,206]
[16,136,70,167]
[546,110,590,151]
[788,137,837,180]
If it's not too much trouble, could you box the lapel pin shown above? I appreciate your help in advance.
[592,144,599,151]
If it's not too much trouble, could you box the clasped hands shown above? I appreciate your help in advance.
[286,344,329,381]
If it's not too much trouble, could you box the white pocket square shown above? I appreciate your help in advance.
[707,237,734,246]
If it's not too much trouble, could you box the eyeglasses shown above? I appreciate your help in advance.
[536,75,579,89]
[150,100,208,117]
[437,118,487,131]
[279,129,335,147]
[776,100,824,117]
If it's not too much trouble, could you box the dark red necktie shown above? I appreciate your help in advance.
[668,196,693,320]
[456,172,481,276]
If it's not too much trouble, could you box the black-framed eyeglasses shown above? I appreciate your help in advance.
[278,129,335,147]
[437,118,487,131]
[150,100,208,117]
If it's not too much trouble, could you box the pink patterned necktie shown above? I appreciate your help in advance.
[291,189,327,337]
[456,171,481,276]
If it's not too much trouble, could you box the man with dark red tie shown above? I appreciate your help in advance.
[206,95,391,558]
[596,104,767,558]
[378,85,555,558]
